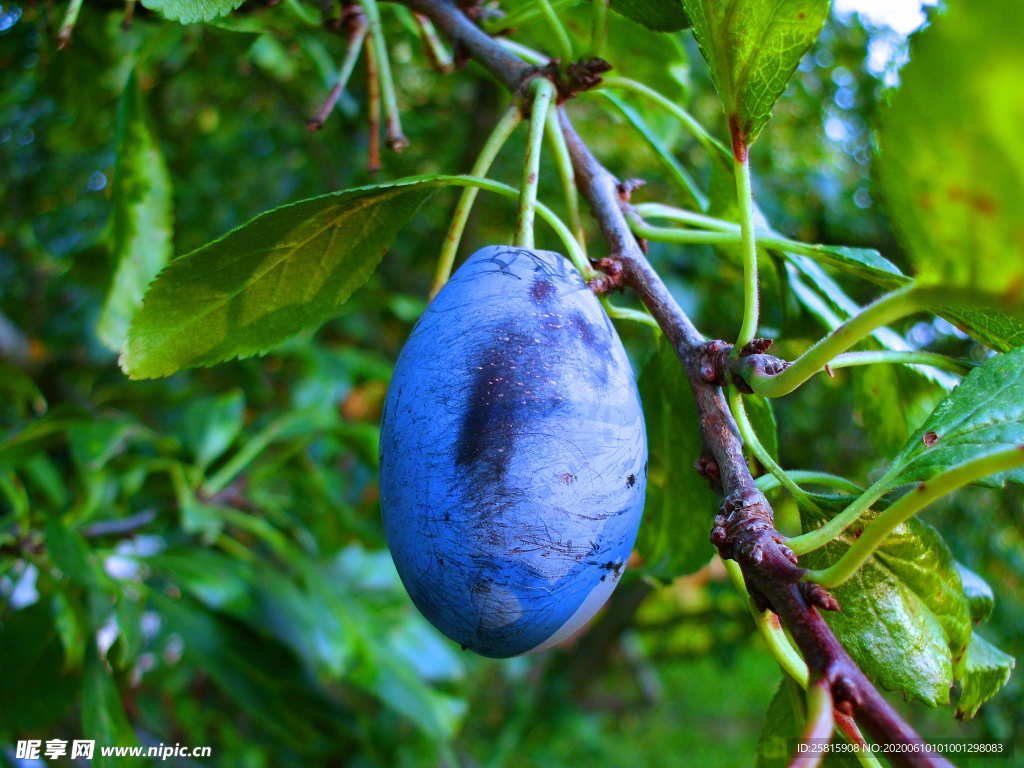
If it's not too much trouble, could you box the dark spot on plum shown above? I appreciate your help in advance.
[560,472,576,484]
[570,312,598,350]
[626,473,636,488]
[531,278,555,304]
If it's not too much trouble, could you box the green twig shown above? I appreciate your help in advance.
[590,0,609,57]
[804,447,1024,588]
[58,0,85,48]
[414,13,454,72]
[495,37,548,65]
[308,20,369,130]
[432,105,522,296]
[601,298,660,330]
[724,559,809,686]
[483,0,574,33]
[729,388,820,513]
[536,0,573,62]
[741,286,925,398]
[826,350,972,375]
[545,107,586,251]
[447,174,591,278]
[733,151,759,352]
[755,471,864,496]
[628,215,741,245]
[600,92,707,210]
[632,202,737,233]
[514,77,556,249]
[799,678,836,765]
[599,76,731,160]
[360,0,408,150]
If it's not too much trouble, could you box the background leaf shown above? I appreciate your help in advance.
[140,0,244,24]
[800,501,971,705]
[122,177,446,379]
[877,0,1024,309]
[954,633,1015,720]
[885,348,1024,489]
[683,0,830,145]
[97,71,174,352]
[83,649,139,765]
[636,341,717,578]
[177,390,245,469]
[610,0,690,32]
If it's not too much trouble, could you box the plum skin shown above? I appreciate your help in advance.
[379,246,647,658]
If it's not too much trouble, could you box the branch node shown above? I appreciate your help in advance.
[801,581,841,612]
[588,257,626,295]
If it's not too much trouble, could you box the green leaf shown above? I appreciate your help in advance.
[637,341,716,578]
[45,517,106,590]
[141,0,243,23]
[768,242,910,290]
[756,677,803,768]
[610,0,690,31]
[97,71,174,352]
[68,420,139,472]
[683,0,830,146]
[933,304,1024,354]
[178,390,245,469]
[877,0,1024,310]
[885,348,1024,489]
[745,393,778,461]
[800,504,972,705]
[954,632,1014,719]
[122,177,446,379]
[83,649,138,766]
[850,342,947,458]
[955,562,994,624]
[52,588,88,672]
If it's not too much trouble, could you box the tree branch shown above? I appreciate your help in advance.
[395,2,951,764]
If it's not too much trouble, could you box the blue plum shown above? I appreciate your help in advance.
[380,246,647,658]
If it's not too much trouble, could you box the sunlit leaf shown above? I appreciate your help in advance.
[97,71,174,351]
[885,348,1024,489]
[141,0,244,23]
[683,0,830,147]
[122,177,447,379]
[877,0,1024,310]
[800,501,971,705]
[954,633,1014,720]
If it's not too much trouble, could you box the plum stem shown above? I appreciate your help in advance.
[432,106,522,297]
[514,77,555,249]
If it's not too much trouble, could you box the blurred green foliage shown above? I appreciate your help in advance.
[1,0,1021,765]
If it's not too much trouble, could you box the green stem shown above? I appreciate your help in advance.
[282,0,320,26]
[733,152,759,352]
[599,76,732,160]
[600,92,707,210]
[725,564,881,768]
[413,13,454,73]
[756,471,863,496]
[743,286,924,397]
[827,350,971,375]
[202,413,305,496]
[496,38,548,66]
[786,470,893,555]
[432,106,522,296]
[483,0,574,33]
[601,298,660,330]
[58,0,85,47]
[805,447,1024,588]
[360,0,407,151]
[545,107,586,250]
[800,678,835,764]
[536,0,573,63]
[725,559,809,686]
[309,23,369,129]
[629,216,742,245]
[515,78,556,249]
[729,388,820,513]
[448,174,591,278]
[632,202,738,233]
[590,0,609,57]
